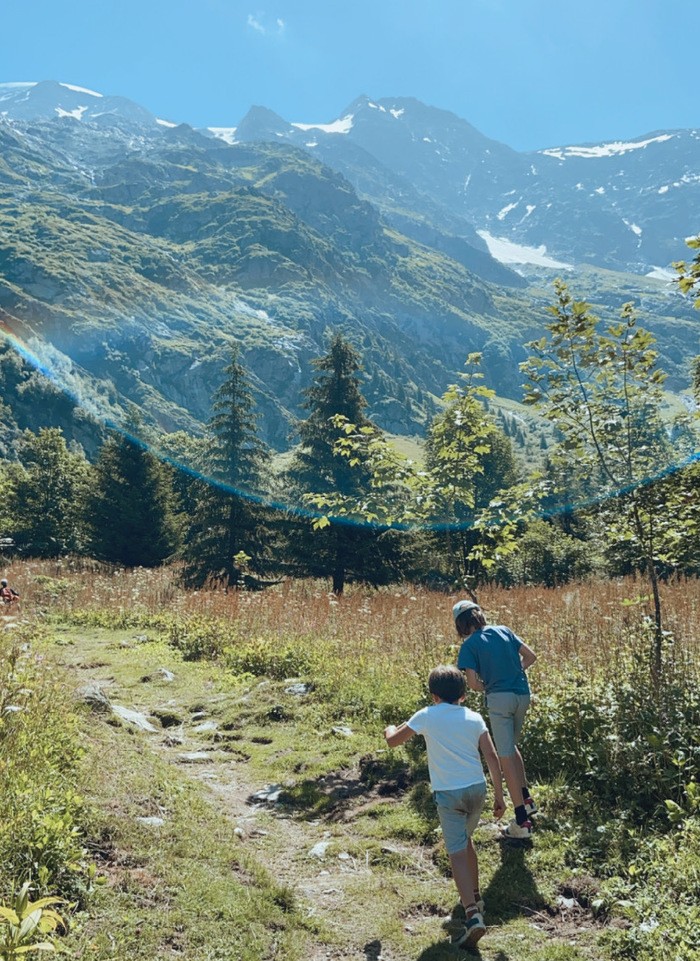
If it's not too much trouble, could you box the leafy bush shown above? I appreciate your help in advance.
[58,608,173,631]
[0,627,88,900]
[601,818,700,961]
[167,616,228,661]
[0,881,66,960]
[525,650,700,817]
[222,640,316,679]
[497,519,596,586]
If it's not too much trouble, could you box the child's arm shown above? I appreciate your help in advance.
[464,668,485,693]
[478,731,507,819]
[519,642,536,670]
[384,723,416,748]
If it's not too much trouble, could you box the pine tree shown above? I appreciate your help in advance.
[184,347,271,587]
[288,334,404,593]
[87,424,182,567]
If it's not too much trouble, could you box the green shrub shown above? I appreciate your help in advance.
[54,608,173,631]
[601,818,700,961]
[167,616,228,661]
[525,653,700,818]
[0,628,89,900]
[222,640,316,679]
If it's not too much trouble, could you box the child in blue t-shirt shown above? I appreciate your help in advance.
[385,664,505,949]
[453,599,538,839]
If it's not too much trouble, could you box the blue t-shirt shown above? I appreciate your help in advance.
[457,624,530,695]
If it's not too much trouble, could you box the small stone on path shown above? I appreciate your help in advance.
[137,816,165,827]
[251,784,283,803]
[309,841,331,859]
[177,751,211,764]
[76,684,112,713]
[193,720,218,733]
[112,705,158,732]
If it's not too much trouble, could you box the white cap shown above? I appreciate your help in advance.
[452,599,480,622]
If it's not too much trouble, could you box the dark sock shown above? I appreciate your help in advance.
[522,787,532,801]
[514,804,528,825]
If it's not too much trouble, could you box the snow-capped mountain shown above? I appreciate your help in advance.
[0,80,168,128]
[2,82,697,274]
[0,80,698,446]
[222,95,700,274]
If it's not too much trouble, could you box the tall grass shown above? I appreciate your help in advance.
[4,559,700,960]
[12,557,700,675]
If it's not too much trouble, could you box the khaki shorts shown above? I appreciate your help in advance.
[434,782,487,854]
[487,692,530,757]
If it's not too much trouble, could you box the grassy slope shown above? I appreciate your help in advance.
[47,624,601,961]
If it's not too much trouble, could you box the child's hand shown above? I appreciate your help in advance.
[493,797,506,819]
[384,724,397,739]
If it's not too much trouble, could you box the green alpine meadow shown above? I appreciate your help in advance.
[2,32,700,959]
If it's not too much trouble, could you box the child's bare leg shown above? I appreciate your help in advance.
[500,754,526,811]
[449,848,479,912]
[467,839,479,901]
[513,747,530,794]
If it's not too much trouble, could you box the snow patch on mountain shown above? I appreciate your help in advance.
[56,105,88,120]
[540,134,675,160]
[156,118,177,128]
[477,231,573,270]
[292,115,354,134]
[497,202,519,220]
[646,266,677,281]
[59,82,102,98]
[0,82,37,94]
[209,127,238,144]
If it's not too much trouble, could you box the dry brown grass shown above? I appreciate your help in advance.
[5,558,700,677]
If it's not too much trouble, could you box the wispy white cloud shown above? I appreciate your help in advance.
[246,12,286,37]
[247,13,265,33]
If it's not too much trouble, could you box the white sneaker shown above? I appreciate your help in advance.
[502,818,533,839]
[453,911,486,948]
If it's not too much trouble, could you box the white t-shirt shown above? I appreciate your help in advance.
[407,702,487,792]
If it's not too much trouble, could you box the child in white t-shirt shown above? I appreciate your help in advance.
[384,665,505,949]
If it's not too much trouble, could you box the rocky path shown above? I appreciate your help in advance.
[61,627,601,961]
[66,629,458,961]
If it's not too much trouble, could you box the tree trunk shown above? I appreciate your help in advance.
[631,499,663,686]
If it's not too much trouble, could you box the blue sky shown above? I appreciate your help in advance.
[3,0,698,150]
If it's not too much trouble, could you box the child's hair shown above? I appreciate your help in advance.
[455,606,487,638]
[428,665,466,703]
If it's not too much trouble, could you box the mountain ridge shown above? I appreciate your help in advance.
[0,80,698,454]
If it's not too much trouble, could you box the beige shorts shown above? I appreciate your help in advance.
[434,782,487,854]
[487,692,530,756]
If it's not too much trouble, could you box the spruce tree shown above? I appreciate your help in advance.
[289,334,404,593]
[87,424,182,567]
[184,347,271,587]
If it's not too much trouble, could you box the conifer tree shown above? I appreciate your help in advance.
[184,347,271,587]
[87,422,182,568]
[288,334,405,593]
[6,428,91,557]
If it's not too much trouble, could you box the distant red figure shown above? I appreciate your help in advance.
[0,578,20,608]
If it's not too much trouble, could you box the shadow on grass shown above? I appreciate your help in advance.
[269,755,414,820]
[481,838,547,924]
[412,941,510,960]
